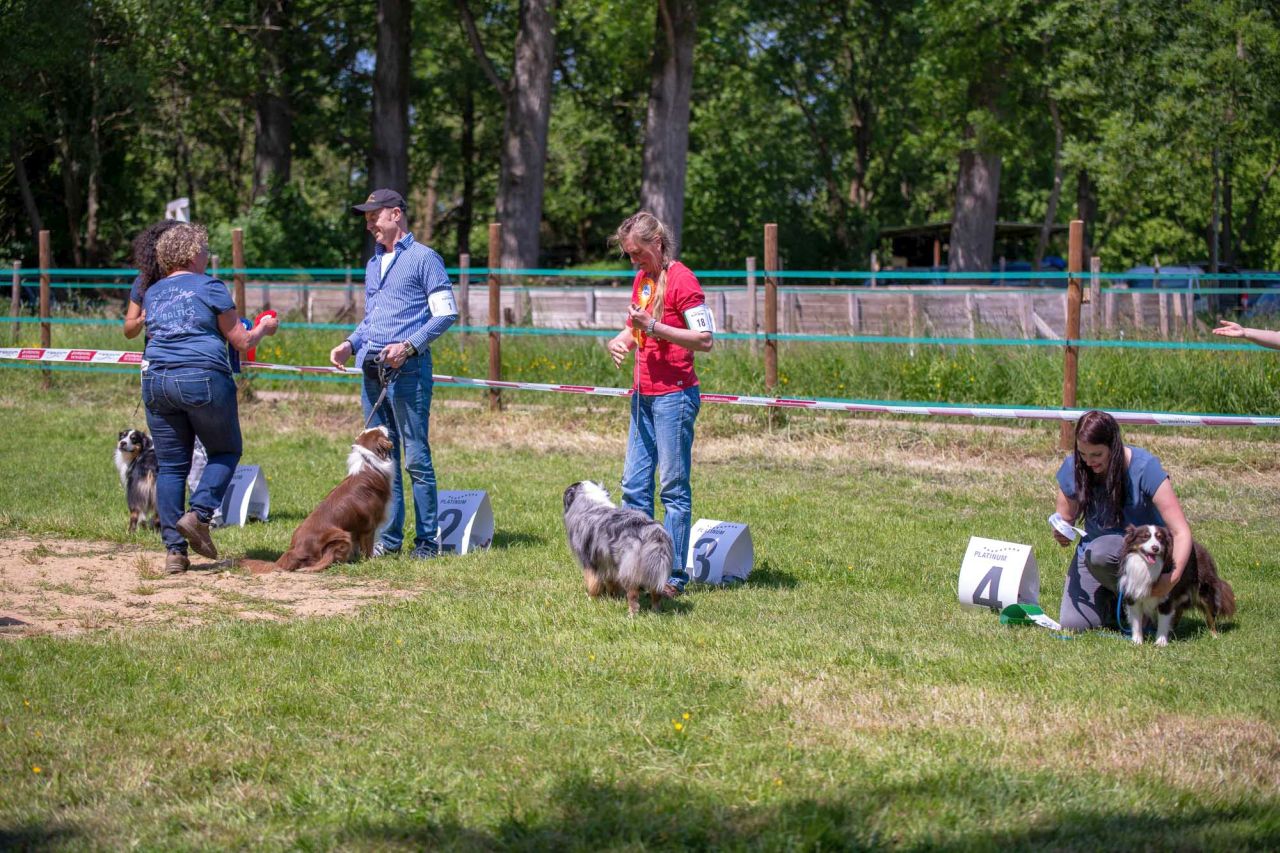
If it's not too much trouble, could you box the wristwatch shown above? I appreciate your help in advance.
[401,340,417,357]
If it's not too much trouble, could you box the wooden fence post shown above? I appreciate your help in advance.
[10,260,19,345]
[458,252,470,340]
[908,293,918,356]
[1089,256,1101,336]
[1060,220,1084,450]
[232,228,246,315]
[487,223,502,412]
[1155,256,1168,339]
[763,224,778,392]
[39,230,51,387]
[746,256,758,355]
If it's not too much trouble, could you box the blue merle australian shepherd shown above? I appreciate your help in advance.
[563,481,673,616]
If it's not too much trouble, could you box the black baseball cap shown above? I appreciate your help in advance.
[352,188,407,213]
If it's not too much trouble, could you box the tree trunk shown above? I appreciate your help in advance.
[415,162,442,241]
[253,93,292,198]
[252,1,293,200]
[371,0,411,195]
[54,113,85,267]
[949,80,1002,274]
[1076,167,1097,255]
[638,0,696,248]
[85,47,103,265]
[1034,97,1064,270]
[457,88,475,256]
[848,93,873,212]
[497,0,555,269]
[11,140,43,244]
[1222,152,1234,266]
[1209,148,1220,273]
[949,146,1001,272]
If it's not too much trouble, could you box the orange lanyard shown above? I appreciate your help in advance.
[632,277,654,348]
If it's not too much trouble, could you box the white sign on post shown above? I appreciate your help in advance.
[685,519,753,585]
[436,490,493,555]
[217,464,270,527]
[958,536,1040,612]
[164,197,190,222]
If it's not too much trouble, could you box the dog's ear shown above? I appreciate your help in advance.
[563,483,579,513]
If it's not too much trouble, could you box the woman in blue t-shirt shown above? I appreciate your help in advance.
[1052,410,1193,631]
[138,223,278,574]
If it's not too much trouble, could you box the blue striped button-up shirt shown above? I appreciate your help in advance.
[347,232,457,365]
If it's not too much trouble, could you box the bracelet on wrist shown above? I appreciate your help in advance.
[646,318,657,335]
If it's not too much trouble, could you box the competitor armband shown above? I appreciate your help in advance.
[428,289,459,317]
[683,304,716,333]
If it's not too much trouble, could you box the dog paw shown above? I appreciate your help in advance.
[1155,636,1169,647]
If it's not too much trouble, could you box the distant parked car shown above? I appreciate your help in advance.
[1122,265,1203,290]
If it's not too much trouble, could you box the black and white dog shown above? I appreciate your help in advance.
[1118,524,1236,646]
[114,428,159,533]
[563,481,673,616]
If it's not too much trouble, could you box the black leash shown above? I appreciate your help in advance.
[363,355,400,430]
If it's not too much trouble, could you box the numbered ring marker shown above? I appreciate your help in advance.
[436,490,494,555]
[217,464,270,528]
[685,519,753,585]
[957,535,1040,613]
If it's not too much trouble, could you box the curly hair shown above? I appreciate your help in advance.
[129,220,183,295]
[154,223,209,276]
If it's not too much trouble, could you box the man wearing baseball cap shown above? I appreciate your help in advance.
[330,188,458,559]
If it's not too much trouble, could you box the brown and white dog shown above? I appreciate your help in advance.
[241,426,395,574]
[115,428,158,533]
[1118,524,1236,646]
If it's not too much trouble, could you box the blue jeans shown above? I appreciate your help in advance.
[621,386,700,588]
[361,352,438,553]
[142,366,242,553]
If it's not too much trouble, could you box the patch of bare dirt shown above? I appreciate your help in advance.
[0,537,415,638]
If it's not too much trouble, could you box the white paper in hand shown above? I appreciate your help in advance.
[1048,512,1085,542]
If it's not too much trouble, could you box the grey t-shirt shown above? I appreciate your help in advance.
[1055,445,1168,542]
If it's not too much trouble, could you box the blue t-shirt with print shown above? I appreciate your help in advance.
[1055,445,1168,542]
[140,273,236,373]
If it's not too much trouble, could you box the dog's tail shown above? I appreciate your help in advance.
[238,557,282,575]
[1195,543,1236,620]
[1210,576,1237,619]
[638,527,675,592]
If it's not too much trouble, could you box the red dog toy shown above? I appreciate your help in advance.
[245,309,277,363]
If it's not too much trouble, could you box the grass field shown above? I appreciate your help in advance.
[1,368,1279,850]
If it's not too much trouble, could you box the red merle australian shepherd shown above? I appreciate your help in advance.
[1118,524,1235,646]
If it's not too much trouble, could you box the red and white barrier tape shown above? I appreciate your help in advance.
[5,346,1280,428]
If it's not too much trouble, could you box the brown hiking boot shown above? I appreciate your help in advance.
[176,511,218,559]
[165,551,190,574]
